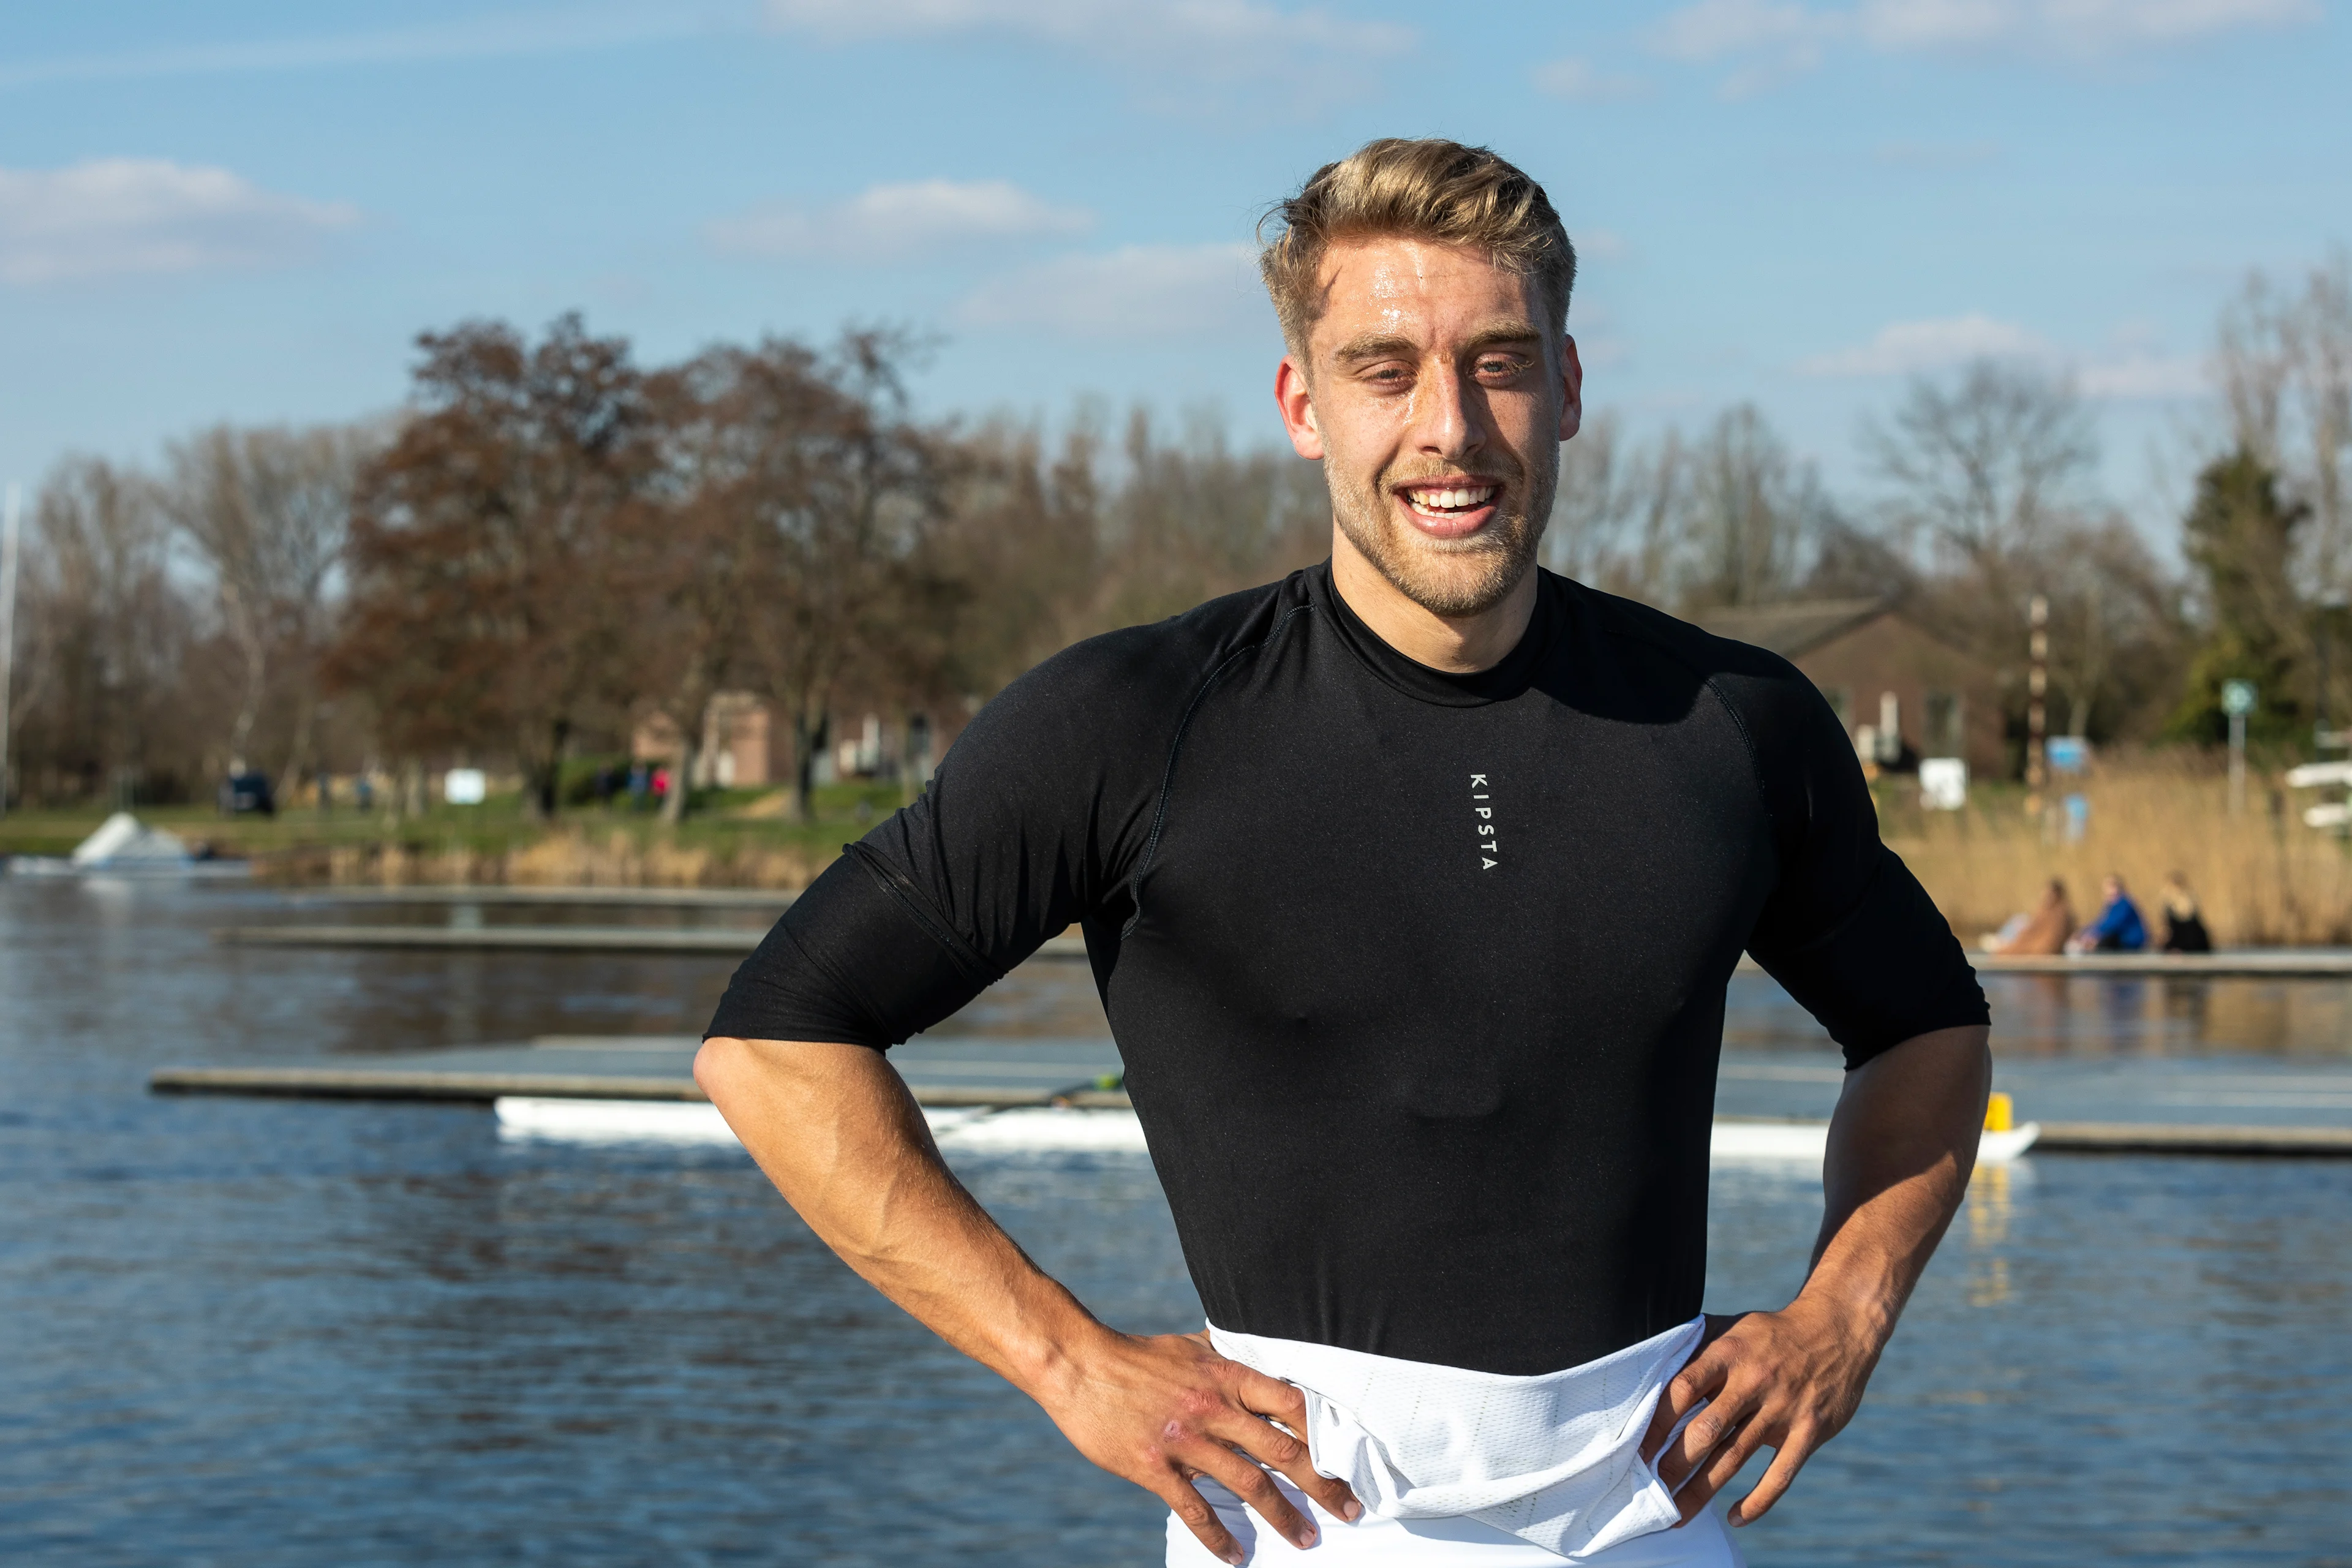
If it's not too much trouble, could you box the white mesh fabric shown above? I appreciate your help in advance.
[1208,1317,1705,1561]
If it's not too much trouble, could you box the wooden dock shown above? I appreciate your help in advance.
[151,1036,1126,1109]
[1972,951,2352,978]
[149,1063,1132,1109]
[211,921,2352,975]
[276,885,796,909]
[216,925,1092,958]
[148,1038,2352,1156]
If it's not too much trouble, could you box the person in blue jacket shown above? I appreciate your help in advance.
[2070,873,2149,953]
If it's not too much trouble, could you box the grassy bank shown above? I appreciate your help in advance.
[1883,756,2352,948]
[15,760,2351,944]
[0,783,913,889]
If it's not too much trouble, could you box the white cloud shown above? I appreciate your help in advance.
[0,6,718,90]
[1856,0,2015,47]
[1649,0,2315,87]
[0,159,357,284]
[1863,0,2319,51]
[1801,312,2048,375]
[1801,312,2208,398]
[1647,0,1842,93]
[1531,56,1651,102]
[765,0,1412,81]
[707,179,1090,263]
[1650,0,1841,59]
[956,242,1263,338]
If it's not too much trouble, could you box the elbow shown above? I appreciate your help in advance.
[694,1035,747,1102]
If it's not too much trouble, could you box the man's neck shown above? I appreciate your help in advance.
[1329,531,1540,675]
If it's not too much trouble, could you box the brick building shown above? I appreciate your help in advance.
[1692,598,2006,777]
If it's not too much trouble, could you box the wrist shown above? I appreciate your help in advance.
[1790,1264,1901,1347]
[1002,1300,1120,1411]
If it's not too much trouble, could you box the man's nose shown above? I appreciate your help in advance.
[1411,360,1488,461]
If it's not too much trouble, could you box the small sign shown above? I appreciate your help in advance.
[2045,736,2090,774]
[1919,757,1967,810]
[443,767,488,805]
[2222,679,2258,717]
[2063,792,2090,843]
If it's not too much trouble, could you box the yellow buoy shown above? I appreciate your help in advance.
[1984,1091,2015,1133]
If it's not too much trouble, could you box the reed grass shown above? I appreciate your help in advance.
[1884,753,2352,948]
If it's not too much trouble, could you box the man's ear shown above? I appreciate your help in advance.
[1558,334,1585,443]
[1275,355,1324,461]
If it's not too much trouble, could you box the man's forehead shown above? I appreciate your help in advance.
[1308,236,1542,353]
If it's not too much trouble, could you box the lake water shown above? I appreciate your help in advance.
[5,880,2350,1566]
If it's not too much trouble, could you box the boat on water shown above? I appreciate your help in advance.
[494,1097,2043,1165]
[5,812,252,880]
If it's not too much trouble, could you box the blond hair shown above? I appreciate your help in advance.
[1258,138,1575,354]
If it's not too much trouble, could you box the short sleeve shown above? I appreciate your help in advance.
[1727,668,1990,1069]
[703,622,1191,1047]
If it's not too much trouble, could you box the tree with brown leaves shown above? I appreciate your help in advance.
[328,315,650,818]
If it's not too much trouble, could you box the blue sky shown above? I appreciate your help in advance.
[1,0,2345,543]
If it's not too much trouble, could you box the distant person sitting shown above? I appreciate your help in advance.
[1988,879,2074,956]
[2068,874,2148,954]
[2158,872,2213,953]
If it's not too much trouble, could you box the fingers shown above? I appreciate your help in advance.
[1641,1359,1715,1463]
[1228,1367,1363,1523]
[1668,1412,1766,1523]
[1727,1426,1817,1526]
[1158,1475,1246,1567]
[1642,1320,1741,1463]
[1189,1444,1320,1555]
[1656,1374,1757,1491]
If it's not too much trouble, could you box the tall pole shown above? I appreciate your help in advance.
[2229,712,2247,816]
[2026,594,2048,824]
[0,483,20,822]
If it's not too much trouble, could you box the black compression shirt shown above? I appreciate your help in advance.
[709,563,1987,1375]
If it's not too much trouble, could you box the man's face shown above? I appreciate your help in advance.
[1276,236,1581,620]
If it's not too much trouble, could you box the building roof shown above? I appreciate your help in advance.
[1689,598,1892,659]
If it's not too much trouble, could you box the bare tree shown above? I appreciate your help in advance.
[1544,411,1641,587]
[161,423,376,788]
[1540,418,1709,609]
[1864,359,2098,590]
[927,415,1105,696]
[2216,252,2351,598]
[2034,514,2183,739]
[1091,405,1327,631]
[1675,404,1823,610]
[12,459,198,802]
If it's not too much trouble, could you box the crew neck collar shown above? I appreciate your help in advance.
[1311,560,1556,707]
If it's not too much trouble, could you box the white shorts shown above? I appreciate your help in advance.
[1166,1472,1748,1567]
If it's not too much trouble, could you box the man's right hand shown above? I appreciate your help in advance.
[1035,1327,1362,1564]
[698,1036,1357,1561]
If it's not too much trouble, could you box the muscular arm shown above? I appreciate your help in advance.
[694,1035,1359,1563]
[1645,1023,1992,1526]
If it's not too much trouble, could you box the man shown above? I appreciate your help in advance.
[698,138,1991,1566]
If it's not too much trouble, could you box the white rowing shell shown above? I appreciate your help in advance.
[493,1098,2041,1166]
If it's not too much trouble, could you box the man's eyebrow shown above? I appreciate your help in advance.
[1461,322,1544,353]
[1330,333,1416,364]
[1327,323,1545,365]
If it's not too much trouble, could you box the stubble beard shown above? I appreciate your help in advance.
[1326,447,1557,619]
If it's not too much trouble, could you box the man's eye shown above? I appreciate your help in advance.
[1478,358,1526,377]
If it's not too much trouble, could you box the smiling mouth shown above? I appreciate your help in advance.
[1399,483,1500,521]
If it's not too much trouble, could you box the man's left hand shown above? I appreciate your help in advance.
[1638,1300,1885,1528]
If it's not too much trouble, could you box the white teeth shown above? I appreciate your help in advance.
[1403,484,1498,514]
